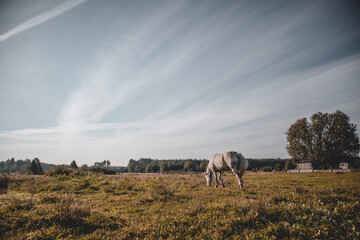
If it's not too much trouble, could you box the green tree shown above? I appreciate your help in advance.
[106,160,111,167]
[184,160,196,172]
[199,160,209,172]
[128,159,136,173]
[135,165,143,173]
[159,161,168,173]
[145,164,150,173]
[167,161,173,171]
[70,160,78,169]
[262,166,272,172]
[80,164,89,171]
[284,159,296,171]
[29,158,44,175]
[286,110,359,168]
[286,118,311,161]
[145,162,160,173]
[274,164,282,172]
[326,111,360,165]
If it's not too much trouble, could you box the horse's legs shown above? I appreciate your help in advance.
[239,173,244,188]
[218,171,225,187]
[232,169,243,188]
[213,170,219,188]
[238,171,245,188]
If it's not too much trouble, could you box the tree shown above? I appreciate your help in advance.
[29,158,44,175]
[128,159,135,173]
[326,111,359,165]
[80,164,89,171]
[284,159,296,171]
[70,160,78,169]
[274,164,281,172]
[286,110,359,168]
[106,160,111,167]
[159,161,168,173]
[199,160,209,172]
[145,164,150,173]
[184,160,196,172]
[262,166,272,172]
[94,160,108,167]
[286,118,311,161]
[145,162,160,173]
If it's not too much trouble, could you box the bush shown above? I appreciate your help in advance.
[88,167,116,175]
[0,174,9,194]
[353,159,360,169]
[51,194,119,234]
[274,164,282,172]
[55,194,91,227]
[45,166,116,178]
[45,166,73,176]
[7,197,35,212]
[146,178,175,202]
[262,166,272,172]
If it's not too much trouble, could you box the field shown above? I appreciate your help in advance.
[1,171,359,239]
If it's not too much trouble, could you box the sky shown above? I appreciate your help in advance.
[0,0,359,166]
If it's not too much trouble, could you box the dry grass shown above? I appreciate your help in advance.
[0,171,359,239]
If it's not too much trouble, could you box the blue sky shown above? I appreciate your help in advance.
[0,0,359,166]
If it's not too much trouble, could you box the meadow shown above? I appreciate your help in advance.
[0,171,359,239]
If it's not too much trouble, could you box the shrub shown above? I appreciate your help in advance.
[6,196,34,212]
[274,164,282,172]
[0,174,9,194]
[88,167,116,175]
[51,194,119,234]
[40,194,60,204]
[45,166,73,176]
[119,177,137,191]
[70,160,78,169]
[146,178,175,202]
[55,194,91,227]
[294,185,307,194]
[29,158,44,175]
[262,166,272,172]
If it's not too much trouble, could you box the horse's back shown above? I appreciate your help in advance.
[223,151,248,171]
[210,153,228,170]
[210,151,248,172]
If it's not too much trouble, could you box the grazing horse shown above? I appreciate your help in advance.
[205,151,248,188]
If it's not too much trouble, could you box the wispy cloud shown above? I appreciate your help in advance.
[35,2,360,162]
[1,0,359,165]
[2,54,357,163]
[57,1,189,126]
[0,0,87,42]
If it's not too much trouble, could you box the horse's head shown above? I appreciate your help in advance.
[205,171,212,186]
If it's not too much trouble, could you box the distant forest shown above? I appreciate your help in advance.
[126,158,295,173]
[0,157,295,174]
[0,158,48,175]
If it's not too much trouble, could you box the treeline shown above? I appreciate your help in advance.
[247,158,296,172]
[0,158,120,175]
[127,158,209,173]
[126,158,295,173]
[1,157,298,175]
[45,165,117,176]
[0,158,45,175]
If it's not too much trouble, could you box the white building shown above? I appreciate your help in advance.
[339,162,351,170]
[297,161,313,172]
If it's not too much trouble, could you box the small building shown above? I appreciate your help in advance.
[339,162,351,170]
[297,161,313,172]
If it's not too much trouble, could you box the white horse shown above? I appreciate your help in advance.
[205,151,248,188]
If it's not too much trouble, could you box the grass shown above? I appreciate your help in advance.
[0,171,359,239]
